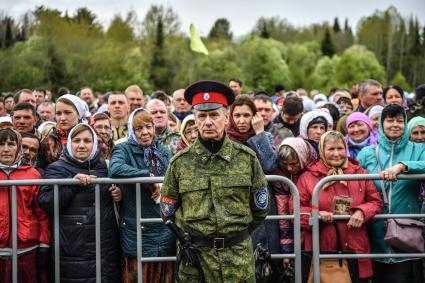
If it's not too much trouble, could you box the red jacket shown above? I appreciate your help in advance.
[295,158,382,279]
[0,164,50,249]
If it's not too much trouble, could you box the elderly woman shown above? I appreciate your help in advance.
[358,104,425,283]
[368,105,383,132]
[251,138,318,282]
[345,112,378,158]
[297,131,382,282]
[299,110,332,154]
[92,112,114,161]
[38,124,121,282]
[407,116,425,143]
[0,128,50,283]
[109,108,175,283]
[176,114,197,152]
[55,94,90,144]
[275,138,318,252]
[227,95,276,173]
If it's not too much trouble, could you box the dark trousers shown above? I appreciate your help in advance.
[0,249,38,283]
[373,260,423,283]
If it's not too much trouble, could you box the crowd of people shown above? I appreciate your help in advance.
[0,79,424,283]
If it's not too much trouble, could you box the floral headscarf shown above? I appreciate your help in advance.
[319,131,349,189]
[279,137,318,169]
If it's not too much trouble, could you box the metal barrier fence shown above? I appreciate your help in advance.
[0,175,303,283]
[310,173,425,283]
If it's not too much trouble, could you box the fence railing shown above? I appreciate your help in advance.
[310,173,425,283]
[0,175,303,283]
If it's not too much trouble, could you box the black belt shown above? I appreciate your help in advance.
[190,229,249,250]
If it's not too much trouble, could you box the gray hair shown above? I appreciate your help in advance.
[277,144,298,162]
[358,79,382,95]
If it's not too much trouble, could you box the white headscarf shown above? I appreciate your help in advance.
[126,107,150,145]
[66,124,98,162]
[368,105,384,119]
[57,94,91,123]
[299,110,333,139]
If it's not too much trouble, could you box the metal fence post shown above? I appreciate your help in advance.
[95,184,101,283]
[136,182,143,283]
[54,184,60,283]
[11,185,18,283]
[266,175,302,283]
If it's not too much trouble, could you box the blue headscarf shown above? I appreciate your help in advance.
[127,108,167,176]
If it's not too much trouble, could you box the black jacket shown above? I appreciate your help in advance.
[38,149,121,283]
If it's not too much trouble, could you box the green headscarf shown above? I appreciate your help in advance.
[407,116,425,137]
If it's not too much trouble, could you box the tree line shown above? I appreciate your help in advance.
[0,5,423,96]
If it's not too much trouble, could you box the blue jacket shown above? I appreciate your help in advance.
[109,140,175,257]
[246,131,277,174]
[357,111,425,263]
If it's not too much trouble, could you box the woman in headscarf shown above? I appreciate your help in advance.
[167,112,180,133]
[345,112,378,158]
[55,94,91,144]
[109,108,175,283]
[38,124,122,283]
[227,95,276,173]
[299,110,332,154]
[357,104,425,283]
[407,116,425,143]
[297,131,382,282]
[0,128,50,283]
[176,114,197,152]
[368,105,383,132]
[273,139,318,268]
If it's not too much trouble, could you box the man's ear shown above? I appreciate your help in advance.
[224,109,229,127]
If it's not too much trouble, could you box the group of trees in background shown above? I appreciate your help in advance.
[0,5,423,96]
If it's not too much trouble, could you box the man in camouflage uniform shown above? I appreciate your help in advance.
[160,80,269,282]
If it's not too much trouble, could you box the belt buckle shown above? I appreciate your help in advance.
[213,237,225,250]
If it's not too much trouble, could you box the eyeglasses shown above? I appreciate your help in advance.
[184,127,198,136]
[94,125,111,131]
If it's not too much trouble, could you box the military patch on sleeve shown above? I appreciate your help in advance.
[161,196,176,216]
[254,187,269,209]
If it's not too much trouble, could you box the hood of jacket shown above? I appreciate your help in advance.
[377,107,409,154]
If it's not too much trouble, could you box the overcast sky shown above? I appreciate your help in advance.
[2,0,424,36]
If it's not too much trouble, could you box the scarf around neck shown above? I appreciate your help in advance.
[226,114,256,144]
[127,108,167,176]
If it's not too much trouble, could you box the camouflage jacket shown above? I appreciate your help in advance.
[112,124,128,142]
[157,127,180,155]
[160,136,269,282]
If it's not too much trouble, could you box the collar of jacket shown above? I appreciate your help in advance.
[308,157,360,177]
[193,136,233,164]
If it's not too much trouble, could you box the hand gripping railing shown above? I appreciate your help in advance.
[310,173,425,283]
[1,175,302,283]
